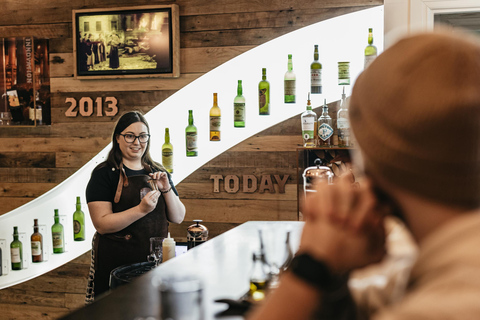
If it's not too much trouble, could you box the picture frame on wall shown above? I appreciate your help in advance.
[72,4,180,79]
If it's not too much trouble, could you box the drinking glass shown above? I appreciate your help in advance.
[258,225,292,287]
[149,237,164,267]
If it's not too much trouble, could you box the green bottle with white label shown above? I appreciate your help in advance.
[52,209,65,253]
[73,197,85,241]
[10,226,23,270]
[258,68,270,115]
[234,80,245,128]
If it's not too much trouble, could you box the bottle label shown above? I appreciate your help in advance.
[31,241,42,255]
[74,220,81,235]
[318,123,334,141]
[338,64,350,80]
[284,80,296,96]
[302,118,315,140]
[11,247,21,263]
[234,103,245,121]
[29,107,35,121]
[162,149,173,169]
[52,232,63,249]
[364,54,377,69]
[210,116,221,131]
[36,107,42,121]
[311,69,322,85]
[337,117,350,129]
[259,88,269,113]
[186,132,197,152]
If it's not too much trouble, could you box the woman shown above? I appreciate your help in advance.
[85,111,185,303]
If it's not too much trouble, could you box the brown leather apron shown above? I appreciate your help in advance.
[88,165,168,300]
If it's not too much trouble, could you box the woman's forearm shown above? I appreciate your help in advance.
[163,191,186,224]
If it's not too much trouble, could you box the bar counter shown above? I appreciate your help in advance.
[61,221,304,320]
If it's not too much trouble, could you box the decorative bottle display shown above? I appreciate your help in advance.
[337,87,350,147]
[284,54,296,103]
[162,128,174,173]
[31,219,43,262]
[310,45,322,94]
[10,226,23,270]
[318,99,333,147]
[338,62,350,85]
[162,232,176,262]
[209,93,221,141]
[258,68,270,115]
[185,110,198,157]
[234,80,245,128]
[248,252,270,302]
[301,93,317,148]
[52,209,65,254]
[73,196,85,241]
[364,28,377,69]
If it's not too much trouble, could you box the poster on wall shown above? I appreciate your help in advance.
[73,4,180,79]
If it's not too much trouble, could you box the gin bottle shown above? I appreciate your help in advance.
[364,28,378,69]
[284,54,296,103]
[301,93,317,148]
[318,99,333,147]
[337,87,350,147]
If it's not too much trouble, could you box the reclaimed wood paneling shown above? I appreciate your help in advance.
[0,0,382,318]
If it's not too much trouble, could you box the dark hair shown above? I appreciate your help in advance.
[95,111,164,172]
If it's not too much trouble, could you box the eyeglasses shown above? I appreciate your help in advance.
[119,133,150,143]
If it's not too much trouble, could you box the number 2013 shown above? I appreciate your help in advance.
[65,97,118,117]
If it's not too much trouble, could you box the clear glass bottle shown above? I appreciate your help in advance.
[210,93,221,141]
[162,128,174,173]
[73,196,85,241]
[364,28,378,69]
[248,252,270,302]
[318,99,333,147]
[301,93,317,148]
[279,230,294,272]
[284,54,296,103]
[185,110,198,157]
[234,80,245,128]
[31,219,43,262]
[10,226,23,270]
[52,209,65,254]
[310,45,322,94]
[259,68,270,115]
[337,87,350,147]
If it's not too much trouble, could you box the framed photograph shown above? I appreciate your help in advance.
[72,5,179,79]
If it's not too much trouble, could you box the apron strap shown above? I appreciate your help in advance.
[114,163,128,204]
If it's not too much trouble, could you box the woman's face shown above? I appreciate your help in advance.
[116,121,149,163]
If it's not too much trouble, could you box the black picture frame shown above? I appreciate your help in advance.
[73,5,180,79]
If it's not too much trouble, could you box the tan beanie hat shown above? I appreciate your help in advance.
[350,31,480,209]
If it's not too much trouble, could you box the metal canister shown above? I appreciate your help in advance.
[187,220,208,250]
[302,158,334,196]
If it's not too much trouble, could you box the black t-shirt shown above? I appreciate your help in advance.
[86,164,178,204]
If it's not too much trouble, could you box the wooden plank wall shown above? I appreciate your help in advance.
[0,0,382,318]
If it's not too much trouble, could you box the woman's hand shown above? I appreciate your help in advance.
[139,190,161,214]
[299,176,387,274]
[150,172,170,192]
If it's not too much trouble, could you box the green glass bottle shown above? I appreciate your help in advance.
[185,110,198,157]
[234,80,245,128]
[10,226,23,270]
[310,45,322,94]
[258,68,270,115]
[73,197,85,241]
[364,28,378,69]
[52,209,65,253]
[162,128,174,173]
[284,54,296,103]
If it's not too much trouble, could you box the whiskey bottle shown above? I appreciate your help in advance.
[259,68,270,115]
[234,80,245,128]
[52,209,65,253]
[337,87,350,147]
[31,219,43,262]
[10,226,23,270]
[310,45,322,94]
[318,99,333,147]
[210,93,221,141]
[300,93,317,148]
[284,54,296,103]
[364,28,378,69]
[185,110,198,157]
[73,196,85,241]
[162,128,174,173]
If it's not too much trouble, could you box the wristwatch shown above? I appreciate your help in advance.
[290,253,344,292]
